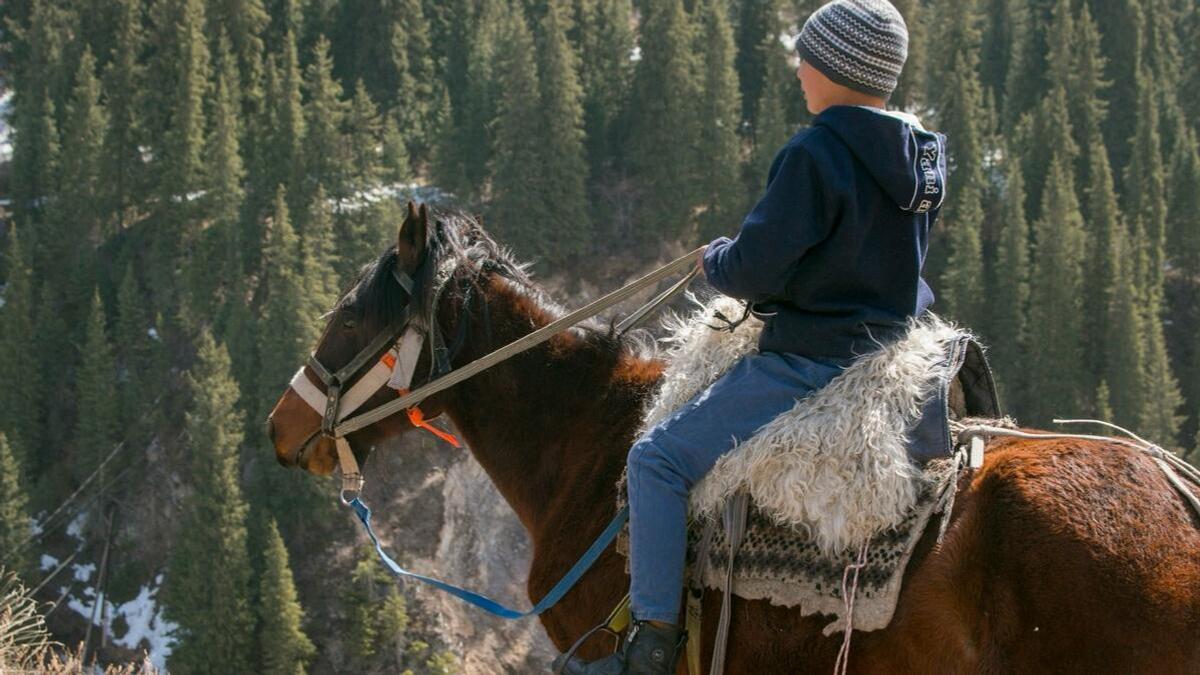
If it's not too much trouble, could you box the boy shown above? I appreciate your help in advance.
[564,1,946,672]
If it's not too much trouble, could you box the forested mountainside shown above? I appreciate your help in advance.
[0,0,1198,672]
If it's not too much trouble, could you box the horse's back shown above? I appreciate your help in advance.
[715,436,1200,674]
[890,437,1200,673]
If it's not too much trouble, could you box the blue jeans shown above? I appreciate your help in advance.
[626,351,849,624]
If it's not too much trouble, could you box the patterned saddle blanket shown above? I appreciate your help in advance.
[618,297,1003,633]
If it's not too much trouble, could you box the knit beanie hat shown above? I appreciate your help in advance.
[797,0,909,100]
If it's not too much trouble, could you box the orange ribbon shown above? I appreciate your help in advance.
[395,386,461,448]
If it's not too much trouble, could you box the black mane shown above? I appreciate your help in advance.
[335,207,533,332]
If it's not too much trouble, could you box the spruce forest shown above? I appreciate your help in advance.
[0,0,1198,672]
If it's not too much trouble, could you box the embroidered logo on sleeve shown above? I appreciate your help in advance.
[914,141,941,214]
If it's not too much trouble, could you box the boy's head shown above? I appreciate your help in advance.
[795,0,909,114]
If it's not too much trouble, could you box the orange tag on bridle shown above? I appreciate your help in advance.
[396,388,462,448]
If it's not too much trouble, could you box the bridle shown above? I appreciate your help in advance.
[279,242,704,622]
[285,241,703,504]
[287,259,472,502]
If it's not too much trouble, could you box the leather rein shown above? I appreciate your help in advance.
[288,246,704,503]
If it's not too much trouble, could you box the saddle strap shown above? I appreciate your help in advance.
[687,521,718,675]
[710,493,750,675]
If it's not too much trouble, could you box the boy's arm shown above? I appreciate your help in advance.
[702,143,835,300]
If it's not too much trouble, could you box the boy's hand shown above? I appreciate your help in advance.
[695,245,707,277]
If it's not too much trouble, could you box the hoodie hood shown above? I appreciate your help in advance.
[813,105,947,214]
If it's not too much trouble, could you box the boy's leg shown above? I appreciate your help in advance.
[626,351,847,624]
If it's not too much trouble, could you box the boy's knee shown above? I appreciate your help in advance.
[627,436,669,476]
[627,436,688,490]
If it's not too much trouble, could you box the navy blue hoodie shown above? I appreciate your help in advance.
[702,105,947,360]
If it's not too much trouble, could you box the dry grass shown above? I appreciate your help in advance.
[0,570,159,675]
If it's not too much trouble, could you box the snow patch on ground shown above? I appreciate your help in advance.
[40,554,58,572]
[334,182,451,214]
[66,512,88,538]
[1,90,12,164]
[72,562,96,583]
[63,574,177,669]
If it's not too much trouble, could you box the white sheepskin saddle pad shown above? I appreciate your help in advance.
[618,296,998,633]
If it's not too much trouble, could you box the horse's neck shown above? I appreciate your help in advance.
[441,278,660,537]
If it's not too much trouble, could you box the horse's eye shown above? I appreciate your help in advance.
[342,319,357,330]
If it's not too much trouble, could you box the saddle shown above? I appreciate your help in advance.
[616,296,1002,641]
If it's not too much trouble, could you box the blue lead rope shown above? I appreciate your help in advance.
[348,497,629,619]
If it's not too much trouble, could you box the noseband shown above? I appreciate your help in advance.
[287,262,471,500]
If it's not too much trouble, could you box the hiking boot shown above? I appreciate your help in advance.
[553,621,686,675]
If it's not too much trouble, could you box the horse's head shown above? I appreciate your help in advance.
[267,201,449,475]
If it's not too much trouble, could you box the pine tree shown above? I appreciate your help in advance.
[304,36,351,200]
[980,0,1023,112]
[340,81,381,196]
[1169,129,1200,274]
[208,34,247,236]
[32,285,70,478]
[161,0,211,203]
[258,519,316,675]
[191,33,246,322]
[1001,0,1054,123]
[533,0,592,262]
[206,0,268,102]
[266,0,305,46]
[747,43,793,195]
[1080,139,1123,389]
[889,0,924,110]
[1025,156,1087,422]
[1138,301,1183,444]
[102,0,146,230]
[1124,73,1168,301]
[116,265,162,445]
[488,5,547,255]
[1102,228,1144,429]
[1088,0,1142,184]
[0,227,41,466]
[346,548,410,660]
[1126,73,1182,443]
[1182,6,1200,136]
[933,0,986,329]
[217,275,260,421]
[435,0,504,198]
[393,0,439,162]
[695,0,744,240]
[164,331,255,675]
[0,435,32,578]
[987,155,1031,415]
[1020,0,1076,222]
[626,0,700,241]
[73,290,120,486]
[275,33,308,205]
[1094,380,1115,422]
[257,187,315,418]
[1069,5,1107,203]
[735,0,781,129]
[55,47,108,310]
[575,0,635,174]
[8,0,66,248]
[150,0,211,310]
[381,113,413,184]
[301,185,342,320]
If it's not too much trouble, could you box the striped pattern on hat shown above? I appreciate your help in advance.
[797,0,909,99]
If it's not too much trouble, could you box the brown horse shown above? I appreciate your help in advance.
[267,206,1200,673]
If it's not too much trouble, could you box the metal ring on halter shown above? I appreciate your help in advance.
[340,474,365,505]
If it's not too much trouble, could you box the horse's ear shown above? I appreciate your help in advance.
[397,201,428,270]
